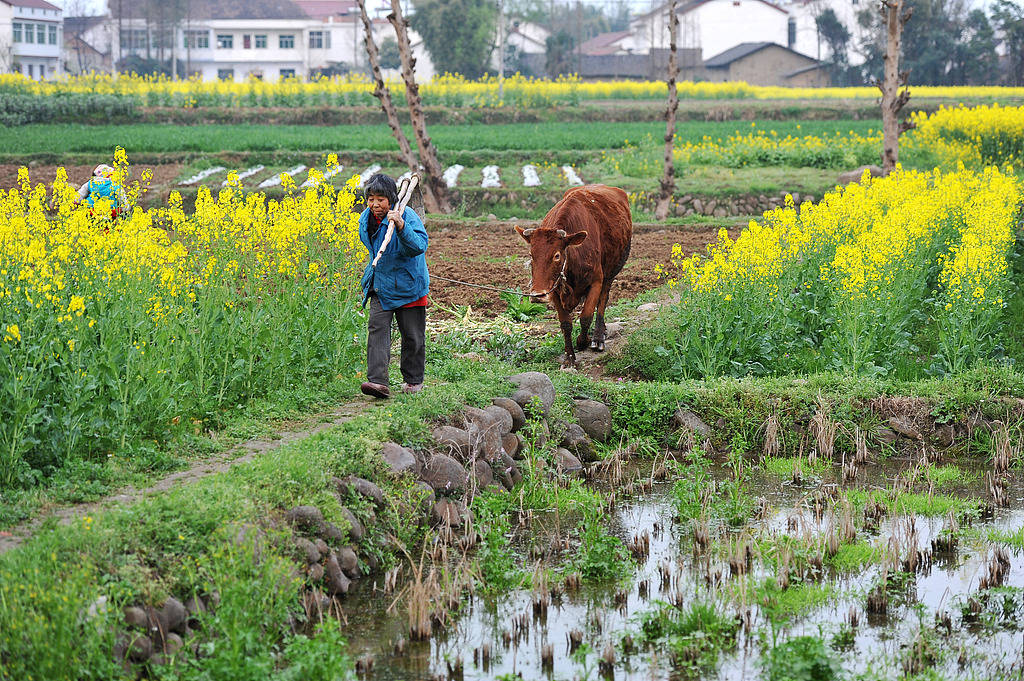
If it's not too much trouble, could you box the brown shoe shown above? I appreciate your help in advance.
[402,383,424,394]
[360,381,390,399]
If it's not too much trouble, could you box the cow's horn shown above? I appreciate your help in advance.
[556,229,567,238]
[522,228,535,236]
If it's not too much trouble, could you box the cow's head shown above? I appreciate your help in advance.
[515,225,588,301]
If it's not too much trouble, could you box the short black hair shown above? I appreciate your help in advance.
[364,173,398,207]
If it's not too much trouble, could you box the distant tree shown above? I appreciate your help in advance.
[378,37,402,70]
[950,10,998,84]
[410,0,498,78]
[858,0,973,85]
[544,30,574,76]
[816,8,853,84]
[992,0,1024,85]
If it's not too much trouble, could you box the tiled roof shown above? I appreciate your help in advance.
[3,0,62,11]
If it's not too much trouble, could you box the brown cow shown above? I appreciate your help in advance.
[515,184,633,367]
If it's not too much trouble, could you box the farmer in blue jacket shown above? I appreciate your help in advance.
[76,163,127,219]
[358,173,429,399]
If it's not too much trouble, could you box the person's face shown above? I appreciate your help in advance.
[367,194,390,220]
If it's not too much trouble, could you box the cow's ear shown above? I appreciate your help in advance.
[515,225,534,242]
[566,231,588,248]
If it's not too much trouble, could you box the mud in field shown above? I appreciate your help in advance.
[0,164,184,193]
[425,221,730,314]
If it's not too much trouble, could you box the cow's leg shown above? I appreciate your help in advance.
[555,303,576,367]
[577,314,591,351]
[576,279,603,351]
[592,284,612,351]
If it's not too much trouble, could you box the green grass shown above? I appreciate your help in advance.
[844,489,983,517]
[0,120,882,156]
[826,540,881,572]
[762,456,831,479]
[989,526,1024,550]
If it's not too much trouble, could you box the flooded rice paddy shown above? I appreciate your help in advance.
[341,454,1024,680]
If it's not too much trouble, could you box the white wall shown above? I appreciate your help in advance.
[112,14,438,82]
[11,4,62,79]
[631,0,791,61]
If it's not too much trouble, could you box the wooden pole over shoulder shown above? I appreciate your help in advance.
[388,0,452,214]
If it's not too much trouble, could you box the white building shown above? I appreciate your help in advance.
[1,0,62,79]
[627,0,791,63]
[107,0,435,82]
[64,15,112,75]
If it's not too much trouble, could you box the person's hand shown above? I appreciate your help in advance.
[387,209,405,230]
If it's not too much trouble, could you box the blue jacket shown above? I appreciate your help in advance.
[358,206,429,310]
[87,177,121,208]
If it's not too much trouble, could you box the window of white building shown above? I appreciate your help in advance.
[309,31,326,49]
[184,30,209,49]
[217,68,234,80]
[280,68,296,79]
[25,23,34,43]
[255,34,267,48]
[120,29,148,50]
[48,25,57,45]
[12,22,21,42]
[279,34,295,49]
[216,34,233,49]
[37,24,45,44]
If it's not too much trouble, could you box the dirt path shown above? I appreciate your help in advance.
[0,400,372,555]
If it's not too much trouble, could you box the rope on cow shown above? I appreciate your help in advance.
[430,275,527,297]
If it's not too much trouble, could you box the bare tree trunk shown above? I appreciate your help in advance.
[655,0,679,221]
[387,0,451,214]
[354,0,435,209]
[877,0,913,174]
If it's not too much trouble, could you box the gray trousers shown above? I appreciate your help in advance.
[367,294,426,386]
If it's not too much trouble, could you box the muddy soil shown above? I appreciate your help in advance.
[0,164,184,192]
[425,220,730,315]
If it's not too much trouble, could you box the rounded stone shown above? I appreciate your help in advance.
[159,597,188,635]
[128,634,153,662]
[286,505,324,532]
[483,406,514,436]
[337,546,360,579]
[325,555,351,595]
[469,421,503,461]
[294,537,321,564]
[473,459,494,489]
[573,400,612,442]
[508,372,556,415]
[492,397,526,432]
[338,507,365,542]
[163,632,184,656]
[421,453,469,496]
[560,423,598,462]
[336,476,384,507]
[379,442,421,477]
[432,498,471,527]
[502,432,523,459]
[433,426,473,461]
[124,606,149,630]
[307,563,325,582]
[556,448,583,475]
